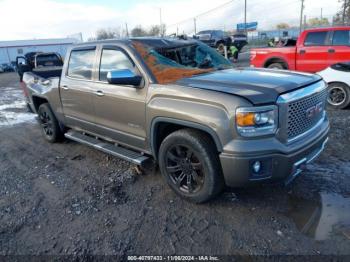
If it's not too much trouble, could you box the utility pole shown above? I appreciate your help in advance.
[343,0,347,25]
[159,8,163,36]
[320,8,323,20]
[299,0,305,33]
[244,0,247,35]
[125,23,129,38]
[194,18,197,34]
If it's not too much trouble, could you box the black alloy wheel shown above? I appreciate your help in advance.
[165,144,204,194]
[37,103,63,143]
[158,129,224,203]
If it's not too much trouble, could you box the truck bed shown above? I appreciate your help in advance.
[250,46,297,70]
[32,66,62,79]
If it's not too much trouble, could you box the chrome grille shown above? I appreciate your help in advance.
[277,81,327,143]
[287,88,327,139]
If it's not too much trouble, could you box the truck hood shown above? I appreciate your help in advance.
[176,68,322,105]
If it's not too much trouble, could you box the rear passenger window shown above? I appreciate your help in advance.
[99,49,135,82]
[67,49,95,80]
[333,30,350,45]
[304,32,328,46]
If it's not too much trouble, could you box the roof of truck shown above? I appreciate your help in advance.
[73,37,198,49]
[303,26,350,32]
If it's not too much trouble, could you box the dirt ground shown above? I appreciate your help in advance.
[0,71,349,259]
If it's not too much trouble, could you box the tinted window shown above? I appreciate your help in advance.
[99,49,134,82]
[67,49,95,80]
[304,32,328,46]
[333,30,350,45]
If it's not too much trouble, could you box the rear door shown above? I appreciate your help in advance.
[60,47,98,131]
[329,29,350,65]
[296,30,331,72]
[91,45,148,150]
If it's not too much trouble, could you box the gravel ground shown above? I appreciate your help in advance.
[0,71,349,259]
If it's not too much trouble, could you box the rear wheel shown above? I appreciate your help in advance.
[158,129,224,203]
[38,103,63,143]
[267,62,285,70]
[327,82,350,109]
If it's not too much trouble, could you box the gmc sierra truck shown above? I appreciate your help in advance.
[22,37,329,203]
[250,27,350,72]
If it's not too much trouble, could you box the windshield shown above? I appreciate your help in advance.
[132,40,232,84]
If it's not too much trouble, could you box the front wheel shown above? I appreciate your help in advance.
[158,129,224,203]
[327,83,350,109]
[38,103,63,143]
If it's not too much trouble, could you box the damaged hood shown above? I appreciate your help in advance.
[175,68,322,105]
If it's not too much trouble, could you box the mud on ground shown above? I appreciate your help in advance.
[0,72,349,257]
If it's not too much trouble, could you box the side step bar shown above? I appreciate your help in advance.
[64,130,149,165]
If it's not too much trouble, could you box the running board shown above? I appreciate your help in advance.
[64,131,149,165]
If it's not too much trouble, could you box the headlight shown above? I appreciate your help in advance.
[236,105,278,137]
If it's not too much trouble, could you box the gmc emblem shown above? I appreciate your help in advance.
[305,102,323,119]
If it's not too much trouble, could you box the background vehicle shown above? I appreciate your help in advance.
[231,33,248,52]
[194,30,232,53]
[0,65,3,73]
[250,27,350,72]
[16,52,63,81]
[318,62,350,109]
[22,38,329,203]
[1,63,15,72]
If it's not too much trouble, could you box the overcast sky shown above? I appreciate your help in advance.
[0,0,342,41]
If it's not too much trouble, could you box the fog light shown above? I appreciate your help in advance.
[253,161,261,173]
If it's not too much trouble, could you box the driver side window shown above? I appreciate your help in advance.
[99,49,135,82]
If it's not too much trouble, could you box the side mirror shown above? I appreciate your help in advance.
[107,69,142,87]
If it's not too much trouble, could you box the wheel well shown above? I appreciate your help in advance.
[32,96,48,112]
[264,58,288,69]
[328,81,349,88]
[151,121,221,159]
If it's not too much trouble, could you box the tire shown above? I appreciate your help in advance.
[37,103,63,143]
[267,62,285,70]
[158,129,224,203]
[216,43,225,55]
[327,83,350,109]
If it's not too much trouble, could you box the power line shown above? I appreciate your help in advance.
[167,0,236,28]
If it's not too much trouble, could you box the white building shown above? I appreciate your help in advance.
[0,37,80,64]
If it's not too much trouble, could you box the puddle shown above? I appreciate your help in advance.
[0,87,36,127]
[286,193,350,240]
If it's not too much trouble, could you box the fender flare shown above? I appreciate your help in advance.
[150,117,223,158]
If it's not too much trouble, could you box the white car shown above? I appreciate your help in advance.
[318,62,350,109]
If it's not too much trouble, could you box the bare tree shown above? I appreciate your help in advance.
[334,0,350,25]
[307,17,330,27]
[131,25,148,37]
[149,25,160,36]
[276,23,290,29]
[95,28,121,40]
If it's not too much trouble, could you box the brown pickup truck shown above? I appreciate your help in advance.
[22,37,329,203]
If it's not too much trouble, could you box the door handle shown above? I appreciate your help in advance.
[300,50,306,54]
[94,90,105,96]
[328,49,335,53]
[61,85,69,90]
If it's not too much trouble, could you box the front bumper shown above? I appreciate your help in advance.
[219,118,329,187]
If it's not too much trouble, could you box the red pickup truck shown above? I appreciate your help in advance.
[250,27,350,73]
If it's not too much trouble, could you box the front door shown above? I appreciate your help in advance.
[92,46,147,150]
